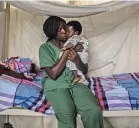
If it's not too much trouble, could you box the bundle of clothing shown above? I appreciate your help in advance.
[0,56,37,81]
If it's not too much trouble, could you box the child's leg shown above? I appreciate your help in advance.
[72,70,83,83]
[66,60,77,71]
[66,61,81,82]
[72,70,78,77]
[66,61,84,84]
[77,51,88,64]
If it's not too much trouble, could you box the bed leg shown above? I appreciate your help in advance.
[4,115,13,128]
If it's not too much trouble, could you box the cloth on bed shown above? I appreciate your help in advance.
[0,56,53,114]
[0,70,53,115]
[87,77,132,110]
[0,77,19,112]
[116,73,139,110]
[105,88,131,110]
[1,62,139,115]
[88,73,139,111]
[127,88,139,110]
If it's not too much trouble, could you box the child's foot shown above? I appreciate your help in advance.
[72,76,84,84]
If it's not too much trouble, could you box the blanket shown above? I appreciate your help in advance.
[0,71,54,115]
[88,73,139,110]
[1,66,139,115]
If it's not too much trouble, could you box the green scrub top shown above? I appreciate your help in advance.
[39,41,74,91]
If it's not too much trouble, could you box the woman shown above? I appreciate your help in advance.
[39,16,103,128]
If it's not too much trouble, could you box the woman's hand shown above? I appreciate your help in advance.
[62,50,71,60]
[68,49,88,74]
[74,42,84,52]
[68,49,78,63]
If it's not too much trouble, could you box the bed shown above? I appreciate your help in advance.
[1,57,139,128]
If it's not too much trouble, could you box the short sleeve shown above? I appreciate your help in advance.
[65,35,81,47]
[81,37,89,51]
[78,52,88,64]
[39,45,55,68]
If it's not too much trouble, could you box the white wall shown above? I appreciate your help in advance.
[0,2,5,59]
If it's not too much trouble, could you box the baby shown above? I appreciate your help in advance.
[61,21,89,85]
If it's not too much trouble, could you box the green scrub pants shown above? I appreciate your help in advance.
[45,84,103,128]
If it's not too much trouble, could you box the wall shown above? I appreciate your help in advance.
[0,2,5,59]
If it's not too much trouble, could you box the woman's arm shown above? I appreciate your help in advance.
[41,50,70,80]
[68,49,88,74]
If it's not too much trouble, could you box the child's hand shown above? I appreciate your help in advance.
[62,43,74,51]
[74,42,84,52]
[61,47,67,51]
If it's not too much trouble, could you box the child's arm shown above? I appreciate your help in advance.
[61,43,74,51]
[62,35,81,51]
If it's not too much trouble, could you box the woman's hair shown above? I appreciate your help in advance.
[43,16,66,41]
[67,21,82,35]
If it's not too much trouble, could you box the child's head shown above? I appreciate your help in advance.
[67,21,82,38]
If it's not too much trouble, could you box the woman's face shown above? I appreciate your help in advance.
[56,22,68,42]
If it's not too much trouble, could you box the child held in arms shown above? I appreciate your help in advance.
[61,21,89,85]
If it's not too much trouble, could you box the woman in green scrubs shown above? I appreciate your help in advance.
[39,16,103,128]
